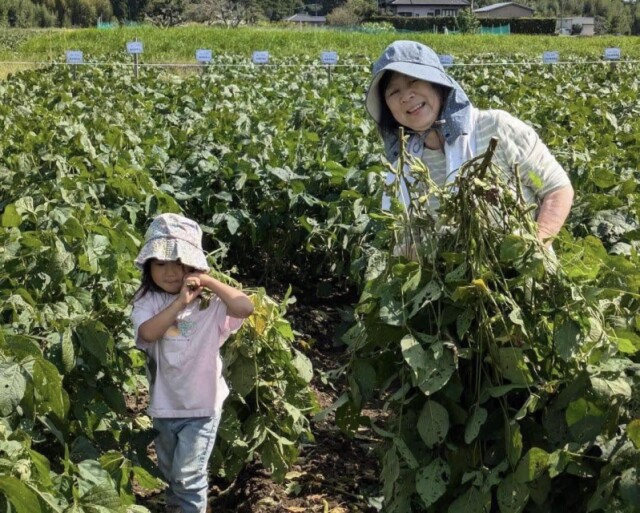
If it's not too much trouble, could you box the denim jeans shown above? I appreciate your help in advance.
[153,414,221,513]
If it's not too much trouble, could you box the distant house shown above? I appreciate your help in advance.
[556,16,595,35]
[285,14,326,25]
[390,0,471,17]
[473,2,534,18]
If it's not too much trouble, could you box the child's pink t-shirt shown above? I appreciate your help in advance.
[131,292,243,418]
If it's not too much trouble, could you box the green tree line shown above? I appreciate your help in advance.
[1,0,638,34]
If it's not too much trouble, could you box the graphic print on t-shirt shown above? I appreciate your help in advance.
[164,319,197,338]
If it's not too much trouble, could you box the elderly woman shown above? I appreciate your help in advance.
[365,40,574,245]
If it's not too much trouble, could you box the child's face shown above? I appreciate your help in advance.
[150,260,195,294]
[384,72,443,133]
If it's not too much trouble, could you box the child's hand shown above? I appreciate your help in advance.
[179,273,204,305]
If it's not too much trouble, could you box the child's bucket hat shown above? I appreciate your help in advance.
[134,213,210,272]
[365,40,455,123]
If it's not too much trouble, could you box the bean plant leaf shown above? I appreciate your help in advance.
[506,421,523,468]
[464,406,487,444]
[227,355,257,397]
[61,328,76,373]
[416,458,450,508]
[401,335,457,395]
[589,375,631,399]
[496,348,533,385]
[497,474,529,513]
[554,318,582,361]
[0,362,27,416]
[2,203,21,227]
[393,436,419,470]
[514,447,550,483]
[619,467,640,508]
[448,486,491,513]
[0,476,42,513]
[291,349,313,383]
[418,400,449,448]
[74,321,113,366]
[626,420,640,449]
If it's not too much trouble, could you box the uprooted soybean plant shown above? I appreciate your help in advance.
[340,134,640,512]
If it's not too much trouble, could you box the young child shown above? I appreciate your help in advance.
[131,213,254,513]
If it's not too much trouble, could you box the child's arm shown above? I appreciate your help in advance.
[193,273,254,319]
[137,279,200,342]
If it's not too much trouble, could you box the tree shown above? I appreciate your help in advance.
[456,7,480,33]
[183,0,259,26]
[326,0,375,25]
[144,0,184,26]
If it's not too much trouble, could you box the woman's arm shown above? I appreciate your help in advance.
[537,184,574,245]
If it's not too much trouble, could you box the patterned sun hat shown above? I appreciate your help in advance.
[134,213,210,271]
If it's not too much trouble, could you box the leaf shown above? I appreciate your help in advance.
[400,334,425,378]
[445,262,468,283]
[619,467,640,508]
[554,318,581,361]
[379,298,404,326]
[31,357,66,419]
[61,328,76,373]
[401,335,456,395]
[291,349,313,383]
[393,436,419,470]
[626,419,640,449]
[2,203,21,227]
[132,465,164,490]
[590,375,631,399]
[416,458,450,508]
[417,400,449,448]
[506,421,523,468]
[78,484,122,510]
[514,448,549,483]
[351,360,376,403]
[0,362,27,416]
[74,321,113,366]
[456,308,474,339]
[464,406,487,444]
[497,474,529,513]
[496,348,533,385]
[499,234,528,263]
[448,486,491,513]
[566,398,605,442]
[566,398,604,426]
[227,355,257,397]
[62,216,85,239]
[0,476,42,513]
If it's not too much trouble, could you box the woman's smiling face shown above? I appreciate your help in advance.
[384,72,443,133]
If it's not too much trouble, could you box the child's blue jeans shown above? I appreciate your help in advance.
[153,414,222,513]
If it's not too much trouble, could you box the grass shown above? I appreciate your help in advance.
[1,25,639,76]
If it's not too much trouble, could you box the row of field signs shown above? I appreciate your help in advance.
[65,46,339,66]
[64,45,623,66]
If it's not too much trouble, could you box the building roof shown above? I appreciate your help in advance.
[474,2,534,13]
[391,0,470,6]
[286,14,326,22]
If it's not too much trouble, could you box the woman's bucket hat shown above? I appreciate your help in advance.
[365,40,455,124]
[134,213,210,272]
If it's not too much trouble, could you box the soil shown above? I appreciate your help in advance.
[135,287,383,513]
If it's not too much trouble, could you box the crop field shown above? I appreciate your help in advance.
[0,27,639,513]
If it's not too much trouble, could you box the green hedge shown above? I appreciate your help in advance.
[369,15,556,34]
